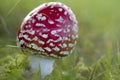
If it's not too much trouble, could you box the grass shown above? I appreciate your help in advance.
[0,47,120,80]
[0,0,120,80]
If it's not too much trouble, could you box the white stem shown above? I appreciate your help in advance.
[29,55,55,79]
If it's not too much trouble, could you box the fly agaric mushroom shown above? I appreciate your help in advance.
[17,2,78,79]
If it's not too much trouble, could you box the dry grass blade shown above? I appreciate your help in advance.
[7,0,22,17]
[0,14,9,34]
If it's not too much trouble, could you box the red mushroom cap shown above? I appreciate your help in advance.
[17,2,78,58]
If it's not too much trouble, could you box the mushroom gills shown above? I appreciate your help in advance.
[29,55,55,79]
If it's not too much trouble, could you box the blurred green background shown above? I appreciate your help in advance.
[0,0,120,80]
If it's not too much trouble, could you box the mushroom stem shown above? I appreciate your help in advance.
[29,55,55,79]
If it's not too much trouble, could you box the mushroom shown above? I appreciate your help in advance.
[17,2,78,79]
